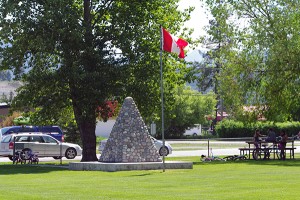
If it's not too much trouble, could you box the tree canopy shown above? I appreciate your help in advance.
[0,0,195,161]
[164,85,216,138]
[202,0,300,122]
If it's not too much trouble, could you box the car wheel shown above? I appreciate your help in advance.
[53,156,62,159]
[8,156,13,161]
[159,146,169,156]
[192,133,197,137]
[65,148,77,159]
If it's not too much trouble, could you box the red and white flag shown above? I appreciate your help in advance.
[162,28,188,59]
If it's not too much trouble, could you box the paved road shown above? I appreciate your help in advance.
[168,140,242,157]
[170,148,240,157]
[0,140,240,162]
[168,140,300,157]
[1,140,299,162]
[0,149,242,163]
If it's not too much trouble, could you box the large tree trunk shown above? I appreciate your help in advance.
[69,0,98,162]
[70,88,98,162]
[78,120,98,161]
[71,94,98,161]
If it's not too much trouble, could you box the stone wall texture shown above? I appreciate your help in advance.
[99,97,162,163]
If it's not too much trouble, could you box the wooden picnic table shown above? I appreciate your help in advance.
[239,139,296,159]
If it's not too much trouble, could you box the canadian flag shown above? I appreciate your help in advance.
[162,28,188,59]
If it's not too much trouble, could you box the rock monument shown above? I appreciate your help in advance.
[99,97,162,163]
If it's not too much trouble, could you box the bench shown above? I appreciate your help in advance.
[283,148,296,159]
[238,148,256,159]
[239,147,296,159]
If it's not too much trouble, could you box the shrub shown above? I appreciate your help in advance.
[215,120,300,138]
[1,112,22,127]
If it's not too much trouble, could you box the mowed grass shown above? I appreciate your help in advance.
[1,157,300,200]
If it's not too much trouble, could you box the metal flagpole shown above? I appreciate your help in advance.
[160,25,166,172]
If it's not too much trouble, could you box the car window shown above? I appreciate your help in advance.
[1,135,12,143]
[30,136,44,143]
[0,127,10,134]
[2,128,19,135]
[43,136,58,144]
[16,136,30,142]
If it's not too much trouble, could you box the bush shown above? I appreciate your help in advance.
[0,112,22,127]
[215,120,300,138]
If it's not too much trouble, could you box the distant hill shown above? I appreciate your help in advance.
[185,47,208,63]
[185,48,213,93]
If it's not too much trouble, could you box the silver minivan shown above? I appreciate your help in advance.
[0,133,82,161]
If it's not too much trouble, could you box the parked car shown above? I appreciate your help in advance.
[183,124,202,137]
[98,136,172,156]
[0,133,82,161]
[0,125,64,141]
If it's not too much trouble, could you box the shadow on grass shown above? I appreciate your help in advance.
[130,172,157,177]
[192,158,300,167]
[242,158,300,167]
[2,158,300,175]
[167,155,300,167]
[0,163,68,175]
[193,161,228,166]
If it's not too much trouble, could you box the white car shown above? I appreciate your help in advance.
[183,125,202,137]
[98,136,172,156]
[0,133,82,160]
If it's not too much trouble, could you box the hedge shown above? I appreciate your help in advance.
[215,120,300,138]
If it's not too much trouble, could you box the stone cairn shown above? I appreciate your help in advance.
[99,97,162,163]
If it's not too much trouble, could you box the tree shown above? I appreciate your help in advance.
[0,1,194,161]
[187,50,216,93]
[163,85,216,138]
[202,0,300,122]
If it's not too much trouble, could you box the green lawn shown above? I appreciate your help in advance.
[1,157,300,200]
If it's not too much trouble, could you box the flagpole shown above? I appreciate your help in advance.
[160,25,166,172]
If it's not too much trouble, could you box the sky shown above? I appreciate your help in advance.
[178,0,210,40]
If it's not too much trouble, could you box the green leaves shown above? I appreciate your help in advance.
[164,85,216,137]
[1,0,194,160]
[203,0,300,122]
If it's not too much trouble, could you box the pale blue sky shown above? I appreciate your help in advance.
[178,0,210,40]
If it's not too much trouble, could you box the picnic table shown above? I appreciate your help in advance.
[239,139,296,160]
